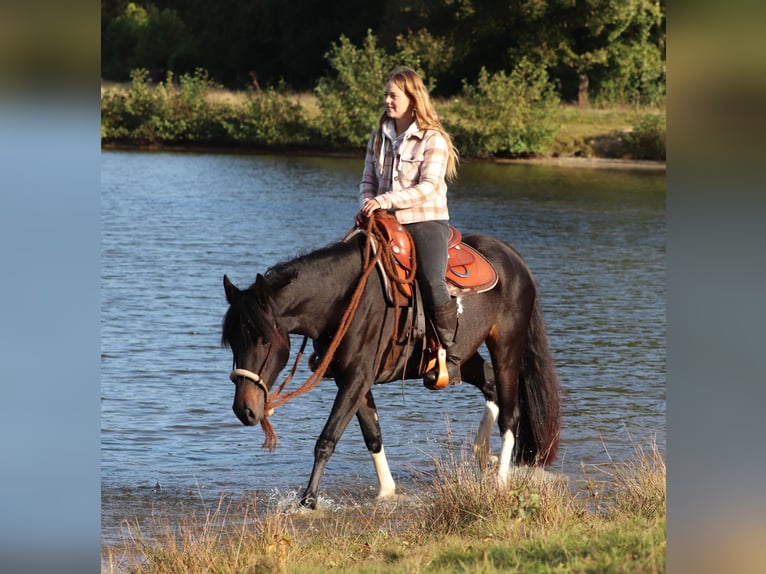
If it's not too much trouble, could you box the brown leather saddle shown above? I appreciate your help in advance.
[370,212,498,306]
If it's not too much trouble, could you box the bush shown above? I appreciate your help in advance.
[623,113,666,160]
[448,60,559,157]
[154,69,231,143]
[313,30,400,148]
[101,69,159,142]
[101,68,231,144]
[224,84,313,147]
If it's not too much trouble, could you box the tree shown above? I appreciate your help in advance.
[378,0,665,103]
[102,2,148,80]
[102,3,195,81]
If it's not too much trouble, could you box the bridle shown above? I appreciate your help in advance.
[229,331,276,400]
[227,211,399,450]
[229,334,309,417]
[229,367,270,399]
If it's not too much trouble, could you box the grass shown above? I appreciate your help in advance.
[547,104,665,158]
[102,439,666,573]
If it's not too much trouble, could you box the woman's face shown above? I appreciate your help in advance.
[384,81,413,126]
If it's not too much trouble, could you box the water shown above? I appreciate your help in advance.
[101,150,665,545]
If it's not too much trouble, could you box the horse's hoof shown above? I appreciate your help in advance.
[375,487,396,501]
[300,495,317,509]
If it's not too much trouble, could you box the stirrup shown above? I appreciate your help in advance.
[434,348,450,388]
[424,348,450,390]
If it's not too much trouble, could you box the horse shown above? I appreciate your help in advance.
[221,223,562,509]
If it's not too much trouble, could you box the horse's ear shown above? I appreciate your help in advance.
[223,274,239,303]
[254,273,271,309]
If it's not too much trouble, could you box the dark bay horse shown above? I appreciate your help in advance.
[222,230,561,508]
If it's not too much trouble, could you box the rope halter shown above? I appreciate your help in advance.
[229,368,274,417]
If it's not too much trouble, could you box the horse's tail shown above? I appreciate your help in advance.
[515,297,562,465]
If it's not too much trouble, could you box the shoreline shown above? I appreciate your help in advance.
[493,155,666,172]
[101,141,666,173]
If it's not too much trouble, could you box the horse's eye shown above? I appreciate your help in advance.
[262,337,269,346]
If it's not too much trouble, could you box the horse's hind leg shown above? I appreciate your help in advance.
[486,332,527,486]
[356,389,396,500]
[461,352,499,469]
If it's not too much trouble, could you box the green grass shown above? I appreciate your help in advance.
[102,440,666,573]
[545,104,666,159]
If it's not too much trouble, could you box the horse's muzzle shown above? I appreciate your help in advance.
[231,369,270,426]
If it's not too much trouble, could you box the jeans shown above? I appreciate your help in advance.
[405,220,451,308]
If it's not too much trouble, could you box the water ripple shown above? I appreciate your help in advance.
[101,151,664,545]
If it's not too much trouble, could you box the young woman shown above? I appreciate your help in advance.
[355,66,462,388]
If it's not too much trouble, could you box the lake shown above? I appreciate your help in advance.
[101,150,665,546]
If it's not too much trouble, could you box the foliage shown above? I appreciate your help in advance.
[102,65,665,161]
[394,28,453,89]
[448,60,559,157]
[101,68,230,144]
[623,113,666,161]
[550,0,666,105]
[224,83,314,147]
[101,0,665,106]
[312,30,400,148]
[102,3,146,80]
[102,3,195,81]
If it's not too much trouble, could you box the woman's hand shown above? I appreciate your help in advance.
[355,198,381,226]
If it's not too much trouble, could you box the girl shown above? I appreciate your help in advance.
[356,66,462,388]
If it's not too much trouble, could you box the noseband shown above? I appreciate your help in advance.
[229,367,270,398]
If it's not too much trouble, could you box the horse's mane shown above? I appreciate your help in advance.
[262,235,361,291]
[223,235,363,350]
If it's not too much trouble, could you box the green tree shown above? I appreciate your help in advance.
[133,5,196,77]
[548,0,665,104]
[102,2,148,80]
[378,0,665,103]
[102,2,195,81]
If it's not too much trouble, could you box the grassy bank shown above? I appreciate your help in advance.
[101,73,665,163]
[102,440,665,573]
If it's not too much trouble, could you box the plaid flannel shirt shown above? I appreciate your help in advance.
[359,122,450,225]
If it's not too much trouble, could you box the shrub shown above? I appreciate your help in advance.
[101,68,161,143]
[224,83,313,147]
[153,69,230,143]
[101,68,231,144]
[623,113,666,160]
[313,30,400,149]
[448,60,559,157]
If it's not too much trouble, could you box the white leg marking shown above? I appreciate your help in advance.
[497,429,516,486]
[474,401,499,467]
[371,447,396,500]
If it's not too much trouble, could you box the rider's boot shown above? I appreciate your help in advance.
[423,298,462,389]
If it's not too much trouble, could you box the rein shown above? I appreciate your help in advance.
[246,211,415,450]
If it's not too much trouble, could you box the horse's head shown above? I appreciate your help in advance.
[222,274,290,427]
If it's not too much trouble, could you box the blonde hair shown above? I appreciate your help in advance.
[373,66,459,182]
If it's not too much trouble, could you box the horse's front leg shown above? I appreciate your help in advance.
[356,389,396,500]
[300,377,372,509]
